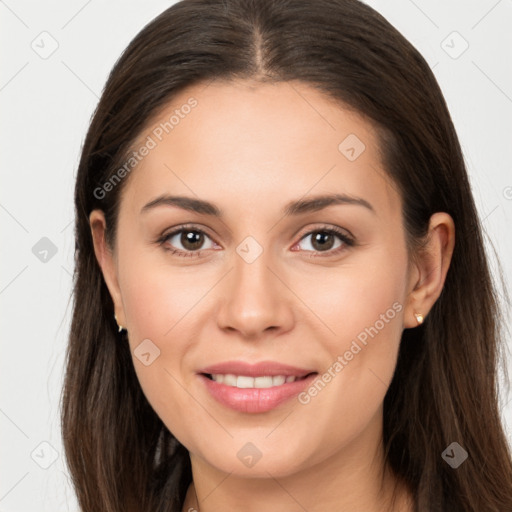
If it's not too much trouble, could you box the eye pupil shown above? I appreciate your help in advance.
[312,232,335,251]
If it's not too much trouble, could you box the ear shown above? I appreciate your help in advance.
[89,209,127,328]
[404,212,455,328]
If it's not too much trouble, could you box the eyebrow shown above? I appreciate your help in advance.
[140,193,376,217]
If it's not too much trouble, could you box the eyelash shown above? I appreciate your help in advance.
[156,223,355,259]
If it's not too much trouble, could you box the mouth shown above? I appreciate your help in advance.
[197,361,318,413]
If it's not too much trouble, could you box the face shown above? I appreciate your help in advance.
[92,79,417,478]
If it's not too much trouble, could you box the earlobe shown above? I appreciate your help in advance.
[404,212,455,328]
[89,209,127,328]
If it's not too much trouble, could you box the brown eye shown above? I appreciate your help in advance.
[310,231,337,251]
[294,227,354,256]
[159,226,217,256]
[180,230,205,251]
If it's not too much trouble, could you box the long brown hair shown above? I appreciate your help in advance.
[60,0,512,510]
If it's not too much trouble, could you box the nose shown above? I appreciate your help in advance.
[216,249,295,340]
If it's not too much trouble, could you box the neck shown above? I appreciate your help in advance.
[181,409,413,512]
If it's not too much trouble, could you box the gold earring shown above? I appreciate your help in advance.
[114,314,126,333]
[414,313,424,325]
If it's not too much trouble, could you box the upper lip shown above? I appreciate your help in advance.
[199,360,316,378]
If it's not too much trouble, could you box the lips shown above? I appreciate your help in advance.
[198,360,318,413]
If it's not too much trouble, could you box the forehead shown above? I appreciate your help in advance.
[120,80,400,221]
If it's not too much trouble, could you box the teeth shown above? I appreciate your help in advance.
[237,376,254,388]
[210,374,297,388]
[254,376,273,388]
[223,374,237,386]
[272,375,285,386]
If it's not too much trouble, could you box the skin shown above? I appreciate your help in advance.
[90,79,455,512]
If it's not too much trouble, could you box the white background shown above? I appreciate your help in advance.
[1,1,511,510]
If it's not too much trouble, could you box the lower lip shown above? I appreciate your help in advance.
[199,373,317,413]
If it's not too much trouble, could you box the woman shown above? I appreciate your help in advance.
[60,0,512,510]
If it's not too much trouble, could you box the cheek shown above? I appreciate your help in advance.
[294,238,407,352]
[119,251,210,341]
[289,244,406,436]
[118,282,205,451]
[334,246,407,384]
[117,254,217,441]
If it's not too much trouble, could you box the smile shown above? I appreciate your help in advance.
[197,361,318,413]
